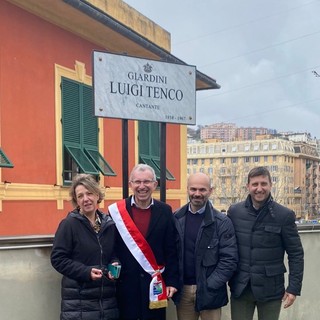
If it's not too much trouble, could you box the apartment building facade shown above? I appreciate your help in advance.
[200,123,237,141]
[200,123,276,142]
[187,138,320,218]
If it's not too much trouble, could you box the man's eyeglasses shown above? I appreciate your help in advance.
[130,180,156,186]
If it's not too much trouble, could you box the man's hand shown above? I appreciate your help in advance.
[166,286,177,298]
[282,292,296,308]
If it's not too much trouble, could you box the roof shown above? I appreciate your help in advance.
[6,0,220,90]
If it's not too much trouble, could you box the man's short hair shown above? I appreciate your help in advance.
[129,163,157,182]
[247,166,272,184]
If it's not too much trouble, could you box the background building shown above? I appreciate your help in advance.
[200,122,277,142]
[236,126,276,141]
[187,137,320,218]
[200,122,237,141]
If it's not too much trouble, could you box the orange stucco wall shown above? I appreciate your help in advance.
[0,1,183,236]
[1,1,97,184]
[0,201,73,236]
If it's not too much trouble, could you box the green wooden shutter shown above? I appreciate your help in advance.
[61,78,98,175]
[138,121,175,180]
[149,121,160,158]
[0,148,14,168]
[61,77,115,177]
[62,78,81,146]
[85,148,116,176]
[82,84,98,148]
[139,121,151,156]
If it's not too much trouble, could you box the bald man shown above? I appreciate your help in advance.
[173,172,238,320]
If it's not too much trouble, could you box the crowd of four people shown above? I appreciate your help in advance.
[51,164,304,320]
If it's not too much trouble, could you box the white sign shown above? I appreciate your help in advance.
[93,51,196,124]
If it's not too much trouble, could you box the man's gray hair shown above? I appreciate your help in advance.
[129,163,157,181]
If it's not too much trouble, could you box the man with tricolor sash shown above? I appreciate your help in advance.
[108,164,179,320]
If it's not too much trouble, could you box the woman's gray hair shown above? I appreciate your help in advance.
[69,174,104,208]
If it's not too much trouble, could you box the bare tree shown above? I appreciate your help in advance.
[211,163,249,210]
[211,163,295,212]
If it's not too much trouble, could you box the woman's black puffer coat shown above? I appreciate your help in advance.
[51,209,118,320]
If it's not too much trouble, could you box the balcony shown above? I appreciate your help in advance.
[0,228,319,320]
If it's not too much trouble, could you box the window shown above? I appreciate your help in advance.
[231,157,238,163]
[138,121,175,181]
[264,156,268,162]
[253,156,260,162]
[0,148,13,168]
[244,156,250,163]
[61,78,115,184]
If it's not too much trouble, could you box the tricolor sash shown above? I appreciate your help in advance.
[108,199,168,309]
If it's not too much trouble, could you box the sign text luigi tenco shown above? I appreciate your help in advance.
[93,51,196,125]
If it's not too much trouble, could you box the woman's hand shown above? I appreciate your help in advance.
[90,267,103,280]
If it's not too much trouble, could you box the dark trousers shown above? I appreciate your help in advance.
[231,285,282,320]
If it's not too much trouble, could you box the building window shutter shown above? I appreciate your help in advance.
[0,148,14,168]
[61,78,115,182]
[138,121,175,181]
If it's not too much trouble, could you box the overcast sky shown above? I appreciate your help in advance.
[124,0,320,138]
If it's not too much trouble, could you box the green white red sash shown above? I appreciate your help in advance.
[108,199,168,309]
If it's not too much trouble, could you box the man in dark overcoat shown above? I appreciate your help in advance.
[173,172,238,320]
[228,166,304,320]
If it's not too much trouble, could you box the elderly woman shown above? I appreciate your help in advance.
[51,174,119,320]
